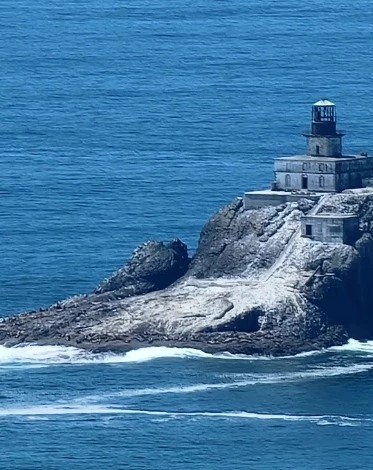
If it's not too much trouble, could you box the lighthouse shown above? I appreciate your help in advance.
[271,100,373,193]
[303,100,345,158]
[243,99,373,244]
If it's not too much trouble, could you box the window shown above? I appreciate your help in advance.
[302,162,308,171]
[329,225,342,234]
[319,176,325,188]
[316,145,320,155]
[285,174,291,188]
[319,163,325,172]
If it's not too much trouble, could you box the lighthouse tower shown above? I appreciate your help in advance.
[270,99,373,193]
[243,99,373,211]
[303,100,345,157]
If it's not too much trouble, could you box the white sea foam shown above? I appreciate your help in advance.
[330,339,373,354]
[0,343,336,365]
[121,348,320,363]
[119,346,214,362]
[0,344,237,366]
[0,344,299,366]
[0,344,230,365]
[0,339,372,367]
[0,344,90,365]
[0,404,368,427]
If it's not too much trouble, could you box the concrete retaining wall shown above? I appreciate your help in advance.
[244,191,321,210]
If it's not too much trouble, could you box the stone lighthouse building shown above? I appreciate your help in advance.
[273,100,373,193]
[243,100,373,244]
[304,99,344,158]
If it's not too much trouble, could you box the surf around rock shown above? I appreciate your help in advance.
[2,189,373,356]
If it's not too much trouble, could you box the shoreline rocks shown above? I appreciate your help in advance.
[2,189,373,356]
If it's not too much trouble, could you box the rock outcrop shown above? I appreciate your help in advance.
[2,189,373,356]
[95,239,190,299]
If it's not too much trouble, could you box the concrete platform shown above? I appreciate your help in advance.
[244,189,322,210]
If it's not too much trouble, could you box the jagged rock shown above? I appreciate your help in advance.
[188,198,311,278]
[1,190,373,356]
[95,239,190,298]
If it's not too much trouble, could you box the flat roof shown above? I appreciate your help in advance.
[275,155,369,162]
[303,213,358,219]
[314,99,335,107]
[244,189,324,197]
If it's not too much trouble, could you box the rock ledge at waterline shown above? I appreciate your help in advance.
[2,189,373,356]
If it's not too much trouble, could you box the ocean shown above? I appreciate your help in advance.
[0,0,372,468]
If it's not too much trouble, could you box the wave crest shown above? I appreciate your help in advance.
[330,339,373,354]
[0,404,368,427]
[0,344,217,365]
[0,338,373,366]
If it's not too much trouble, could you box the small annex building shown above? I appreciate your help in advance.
[301,213,359,245]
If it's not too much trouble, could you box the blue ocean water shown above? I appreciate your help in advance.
[0,0,372,468]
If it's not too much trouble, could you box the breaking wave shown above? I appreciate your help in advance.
[0,344,93,365]
[330,339,373,354]
[0,404,369,427]
[0,338,373,367]
[0,344,219,366]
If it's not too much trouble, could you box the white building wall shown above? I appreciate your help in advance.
[276,172,336,192]
[274,156,373,193]
[275,159,336,173]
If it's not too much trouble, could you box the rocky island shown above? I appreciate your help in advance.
[2,100,373,356]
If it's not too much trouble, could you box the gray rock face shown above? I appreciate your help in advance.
[2,189,373,356]
[188,197,316,278]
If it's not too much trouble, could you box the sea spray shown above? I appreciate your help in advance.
[0,339,372,367]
